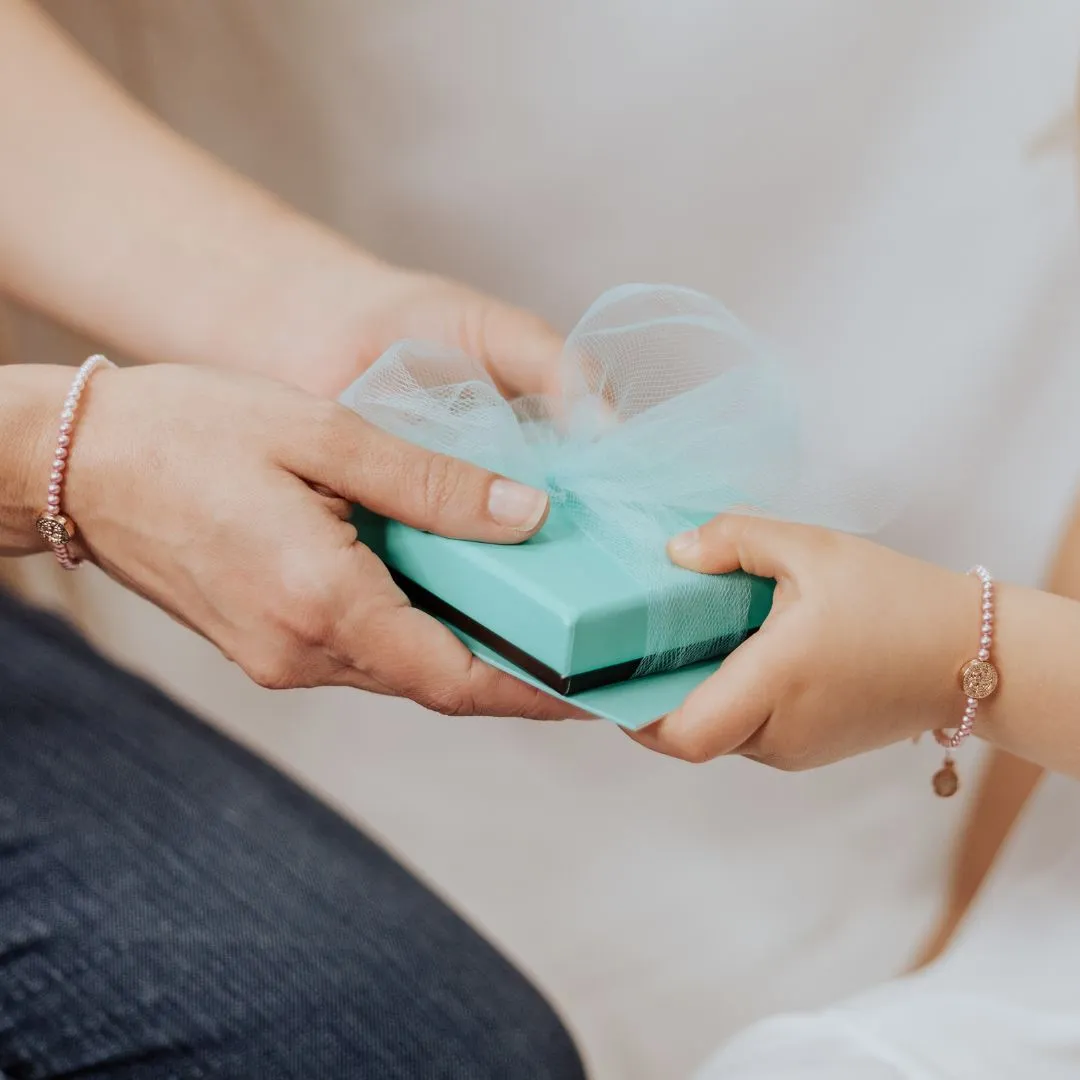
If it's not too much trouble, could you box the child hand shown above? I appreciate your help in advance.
[633,516,982,769]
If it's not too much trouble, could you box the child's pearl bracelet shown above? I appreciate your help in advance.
[930,565,999,797]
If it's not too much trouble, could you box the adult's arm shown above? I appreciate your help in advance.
[0,0,387,392]
[0,1,564,400]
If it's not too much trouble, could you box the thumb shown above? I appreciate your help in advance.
[291,402,549,544]
[629,632,776,763]
[666,513,808,580]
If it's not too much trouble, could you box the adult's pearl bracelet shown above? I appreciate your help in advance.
[930,565,999,797]
[34,354,114,570]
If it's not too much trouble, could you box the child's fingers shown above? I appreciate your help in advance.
[666,513,795,577]
[667,513,812,579]
[629,634,775,763]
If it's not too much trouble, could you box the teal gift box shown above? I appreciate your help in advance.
[352,504,775,729]
[335,283,833,729]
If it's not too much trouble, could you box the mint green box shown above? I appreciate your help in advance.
[352,505,774,727]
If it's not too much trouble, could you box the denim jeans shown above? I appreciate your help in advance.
[0,590,586,1080]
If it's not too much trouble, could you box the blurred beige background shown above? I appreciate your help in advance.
[7,3,1080,1077]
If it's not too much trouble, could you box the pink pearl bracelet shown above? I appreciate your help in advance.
[34,354,114,570]
[930,565,999,797]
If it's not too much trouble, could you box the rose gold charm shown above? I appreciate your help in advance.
[960,658,998,700]
[35,512,76,547]
[932,759,959,798]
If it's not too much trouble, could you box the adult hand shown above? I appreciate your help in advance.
[632,516,977,768]
[273,268,567,401]
[31,363,577,719]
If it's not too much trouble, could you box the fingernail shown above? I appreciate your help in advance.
[667,529,700,559]
[488,479,549,531]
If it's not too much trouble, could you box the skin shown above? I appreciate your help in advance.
[3,0,1068,937]
[0,0,565,401]
[0,0,581,719]
[633,515,1080,782]
[909,500,1080,966]
[909,70,1080,961]
[652,514,1079,966]
[0,362,585,719]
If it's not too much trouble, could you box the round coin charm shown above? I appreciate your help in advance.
[35,513,74,547]
[960,659,998,700]
[932,761,959,798]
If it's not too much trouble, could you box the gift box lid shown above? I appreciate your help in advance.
[352,504,774,697]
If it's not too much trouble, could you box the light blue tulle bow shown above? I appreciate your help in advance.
[339,284,881,676]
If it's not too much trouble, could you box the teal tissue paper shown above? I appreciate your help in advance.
[339,284,888,729]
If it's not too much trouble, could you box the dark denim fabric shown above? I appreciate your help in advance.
[0,590,586,1080]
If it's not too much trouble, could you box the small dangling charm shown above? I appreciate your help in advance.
[932,756,959,798]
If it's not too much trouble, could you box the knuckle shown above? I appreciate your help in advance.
[418,452,470,518]
[458,294,494,360]
[514,687,558,720]
[725,512,764,548]
[698,513,749,557]
[242,647,301,691]
[665,731,714,765]
[709,512,739,535]
[421,684,474,717]
[270,550,341,648]
[284,607,337,652]
[754,732,813,773]
[310,397,349,449]
[423,655,491,716]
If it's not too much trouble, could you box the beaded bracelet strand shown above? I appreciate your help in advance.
[34,354,114,570]
[930,565,999,797]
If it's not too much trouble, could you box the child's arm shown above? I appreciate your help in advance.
[636,515,1080,778]
[913,504,1080,963]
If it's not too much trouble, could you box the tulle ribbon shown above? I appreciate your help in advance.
[339,284,887,677]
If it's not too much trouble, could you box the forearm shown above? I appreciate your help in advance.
[0,0,387,392]
[979,582,1080,776]
[0,364,72,554]
[925,514,1080,961]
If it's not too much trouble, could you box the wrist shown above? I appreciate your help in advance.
[917,565,989,737]
[0,364,76,554]
[190,220,401,398]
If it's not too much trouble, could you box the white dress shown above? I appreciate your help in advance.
[24,2,1080,1076]
[701,773,1080,1078]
